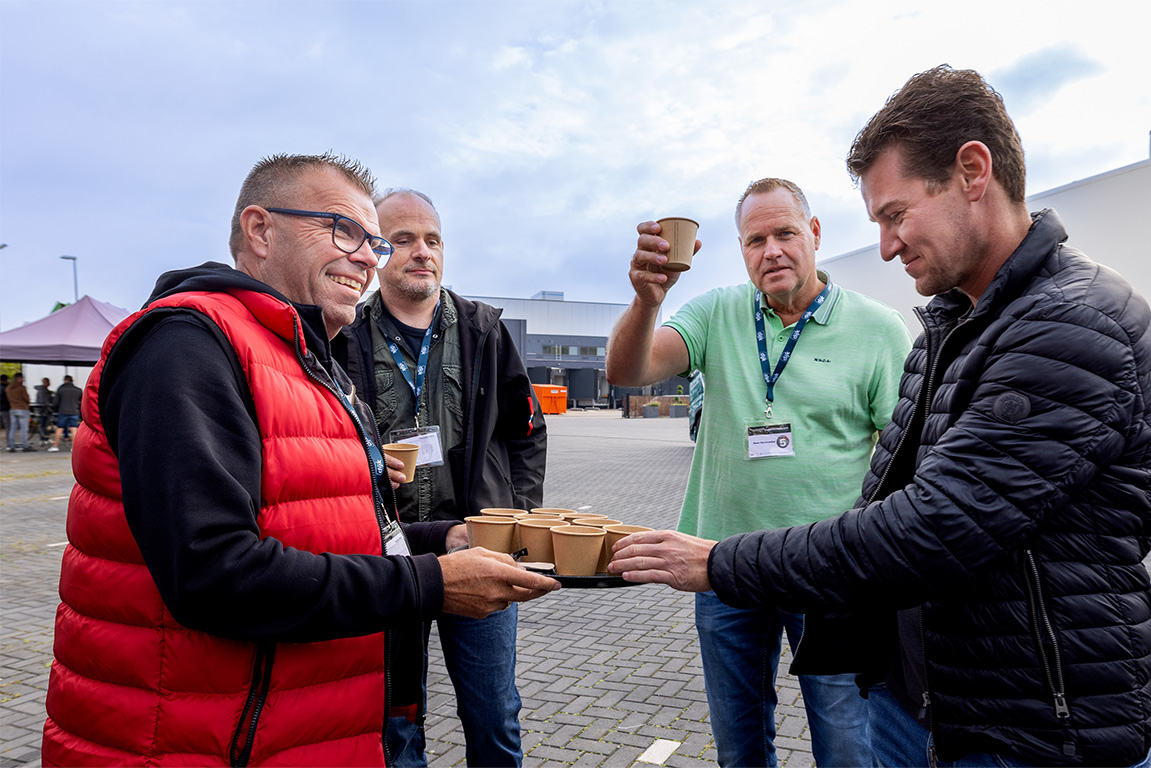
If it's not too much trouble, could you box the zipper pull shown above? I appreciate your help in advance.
[1054,692,1070,719]
[919,691,931,720]
[928,742,939,768]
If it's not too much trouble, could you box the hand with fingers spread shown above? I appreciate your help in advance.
[607,528,717,592]
[439,547,560,619]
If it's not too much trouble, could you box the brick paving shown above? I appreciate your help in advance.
[412,412,813,767]
[0,443,72,768]
[0,413,813,767]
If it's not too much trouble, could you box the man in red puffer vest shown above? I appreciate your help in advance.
[41,152,557,767]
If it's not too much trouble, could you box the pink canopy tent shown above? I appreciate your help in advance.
[0,296,131,365]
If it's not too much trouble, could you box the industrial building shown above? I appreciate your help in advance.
[461,290,686,409]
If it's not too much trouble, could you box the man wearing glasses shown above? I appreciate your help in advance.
[337,189,547,767]
[42,153,557,767]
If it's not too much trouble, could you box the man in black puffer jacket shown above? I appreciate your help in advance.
[610,65,1151,767]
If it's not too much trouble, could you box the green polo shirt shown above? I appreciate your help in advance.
[664,274,911,540]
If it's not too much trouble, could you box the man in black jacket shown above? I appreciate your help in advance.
[338,188,546,767]
[47,375,80,452]
[610,66,1151,767]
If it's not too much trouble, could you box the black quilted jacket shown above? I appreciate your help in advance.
[709,210,1151,765]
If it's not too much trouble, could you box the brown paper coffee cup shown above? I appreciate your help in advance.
[517,518,567,563]
[465,515,518,554]
[382,443,419,483]
[573,519,623,571]
[480,508,524,517]
[656,217,700,272]
[551,525,607,576]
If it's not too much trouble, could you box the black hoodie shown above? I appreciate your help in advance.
[100,261,453,643]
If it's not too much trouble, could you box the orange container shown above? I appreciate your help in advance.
[532,384,568,415]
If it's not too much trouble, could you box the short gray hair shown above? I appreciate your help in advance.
[229,152,377,257]
[734,178,811,232]
[374,188,436,211]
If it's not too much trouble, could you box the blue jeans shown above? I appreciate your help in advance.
[430,604,522,767]
[7,409,30,449]
[387,714,427,768]
[696,591,870,767]
[869,684,1151,768]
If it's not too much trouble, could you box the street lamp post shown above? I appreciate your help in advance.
[60,255,78,302]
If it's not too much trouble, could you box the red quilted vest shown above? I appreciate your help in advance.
[43,289,389,766]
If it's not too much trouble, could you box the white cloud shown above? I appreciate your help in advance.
[1,0,1147,330]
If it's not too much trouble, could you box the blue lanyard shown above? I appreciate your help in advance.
[754,283,831,417]
[335,385,387,488]
[385,301,439,408]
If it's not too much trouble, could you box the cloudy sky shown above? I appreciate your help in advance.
[2,0,1148,332]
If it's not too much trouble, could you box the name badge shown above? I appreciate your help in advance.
[747,422,795,459]
[390,426,444,468]
[383,519,412,557]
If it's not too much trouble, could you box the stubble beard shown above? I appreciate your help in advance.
[396,274,440,303]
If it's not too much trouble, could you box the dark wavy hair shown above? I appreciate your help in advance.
[846,65,1026,203]
[229,152,377,257]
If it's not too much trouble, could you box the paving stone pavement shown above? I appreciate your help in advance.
[405,412,814,768]
[7,414,1151,766]
[0,440,72,768]
[1,413,814,767]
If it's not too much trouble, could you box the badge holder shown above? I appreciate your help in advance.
[745,403,795,460]
[390,426,444,468]
[383,518,412,557]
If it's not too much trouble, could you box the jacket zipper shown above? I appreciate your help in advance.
[864,309,957,768]
[292,324,393,545]
[916,608,938,768]
[1022,550,1072,723]
[864,307,950,506]
[229,644,276,767]
[291,324,395,766]
[463,323,490,507]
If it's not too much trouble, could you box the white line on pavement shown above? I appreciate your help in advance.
[47,542,68,547]
[49,496,70,501]
[637,739,680,765]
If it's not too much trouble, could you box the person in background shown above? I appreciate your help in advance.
[338,188,546,767]
[42,153,557,767]
[605,178,910,766]
[47,375,81,452]
[1,374,11,443]
[33,377,53,445]
[5,372,35,452]
[610,65,1151,767]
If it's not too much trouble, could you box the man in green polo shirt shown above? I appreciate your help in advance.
[606,177,910,767]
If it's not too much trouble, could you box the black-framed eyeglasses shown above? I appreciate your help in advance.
[266,208,394,259]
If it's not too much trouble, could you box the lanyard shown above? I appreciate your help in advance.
[754,282,831,418]
[335,385,387,491]
[385,301,439,413]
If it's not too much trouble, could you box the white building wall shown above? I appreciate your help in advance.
[820,158,1151,329]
